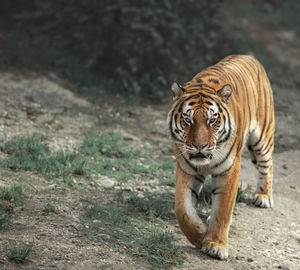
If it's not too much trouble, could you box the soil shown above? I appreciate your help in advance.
[0,21,300,270]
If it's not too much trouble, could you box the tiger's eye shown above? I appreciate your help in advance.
[209,118,217,126]
[184,118,192,126]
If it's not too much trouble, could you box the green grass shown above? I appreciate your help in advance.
[128,195,174,220]
[5,245,33,264]
[82,201,183,269]
[0,183,23,204]
[1,135,47,172]
[0,201,13,231]
[0,133,175,183]
[81,132,174,181]
[0,183,24,231]
[1,135,88,179]
[43,203,56,214]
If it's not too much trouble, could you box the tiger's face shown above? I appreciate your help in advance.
[168,82,232,166]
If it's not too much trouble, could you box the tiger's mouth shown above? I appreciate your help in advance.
[189,152,212,160]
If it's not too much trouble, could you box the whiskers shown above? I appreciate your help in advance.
[174,149,188,158]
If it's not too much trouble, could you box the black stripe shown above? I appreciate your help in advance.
[254,135,273,153]
[182,155,197,171]
[257,157,271,164]
[216,103,223,113]
[212,164,232,178]
[211,187,222,195]
[212,137,237,169]
[217,107,232,145]
[191,188,199,200]
[241,72,252,126]
[253,73,268,147]
[261,143,274,156]
[257,164,269,169]
[168,111,176,140]
[195,176,205,183]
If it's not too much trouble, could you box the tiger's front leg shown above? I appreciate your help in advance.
[175,164,207,247]
[201,156,241,260]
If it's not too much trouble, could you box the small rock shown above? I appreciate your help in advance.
[278,265,290,270]
[99,179,115,189]
[289,185,296,189]
[247,258,254,262]
[97,233,111,240]
[282,164,288,170]
[123,186,134,192]
[235,256,243,260]
[92,219,101,224]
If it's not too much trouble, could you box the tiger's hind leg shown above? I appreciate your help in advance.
[248,132,274,208]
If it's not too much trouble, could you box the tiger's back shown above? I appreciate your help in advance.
[168,55,274,260]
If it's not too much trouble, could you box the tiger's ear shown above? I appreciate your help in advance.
[171,82,185,101]
[218,84,232,103]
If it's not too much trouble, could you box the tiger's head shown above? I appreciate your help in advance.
[168,82,233,166]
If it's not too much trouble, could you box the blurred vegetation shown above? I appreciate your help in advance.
[1,0,241,101]
[0,0,299,101]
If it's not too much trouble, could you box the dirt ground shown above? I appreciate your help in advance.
[0,22,300,270]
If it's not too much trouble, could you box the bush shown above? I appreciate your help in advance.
[10,0,238,99]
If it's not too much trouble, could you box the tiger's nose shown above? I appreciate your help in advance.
[192,143,216,152]
[192,143,208,151]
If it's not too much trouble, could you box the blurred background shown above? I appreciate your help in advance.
[0,2,300,268]
[0,0,299,103]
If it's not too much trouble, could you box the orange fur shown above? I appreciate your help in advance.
[168,55,275,260]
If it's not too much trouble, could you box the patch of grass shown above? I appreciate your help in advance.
[164,176,176,187]
[236,184,251,203]
[82,202,183,269]
[40,151,87,177]
[0,184,24,231]
[1,135,88,178]
[128,195,174,220]
[1,135,46,172]
[81,133,172,181]
[0,204,13,231]
[1,133,176,184]
[82,133,131,158]
[43,203,56,214]
[0,183,23,204]
[6,245,33,264]
[139,228,182,268]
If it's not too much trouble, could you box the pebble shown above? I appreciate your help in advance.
[247,258,254,262]
[282,164,288,170]
[97,233,111,240]
[92,219,101,223]
[99,179,115,189]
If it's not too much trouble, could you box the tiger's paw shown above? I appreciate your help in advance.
[201,239,228,260]
[252,193,274,208]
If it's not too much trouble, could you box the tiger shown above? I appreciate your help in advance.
[167,54,275,260]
